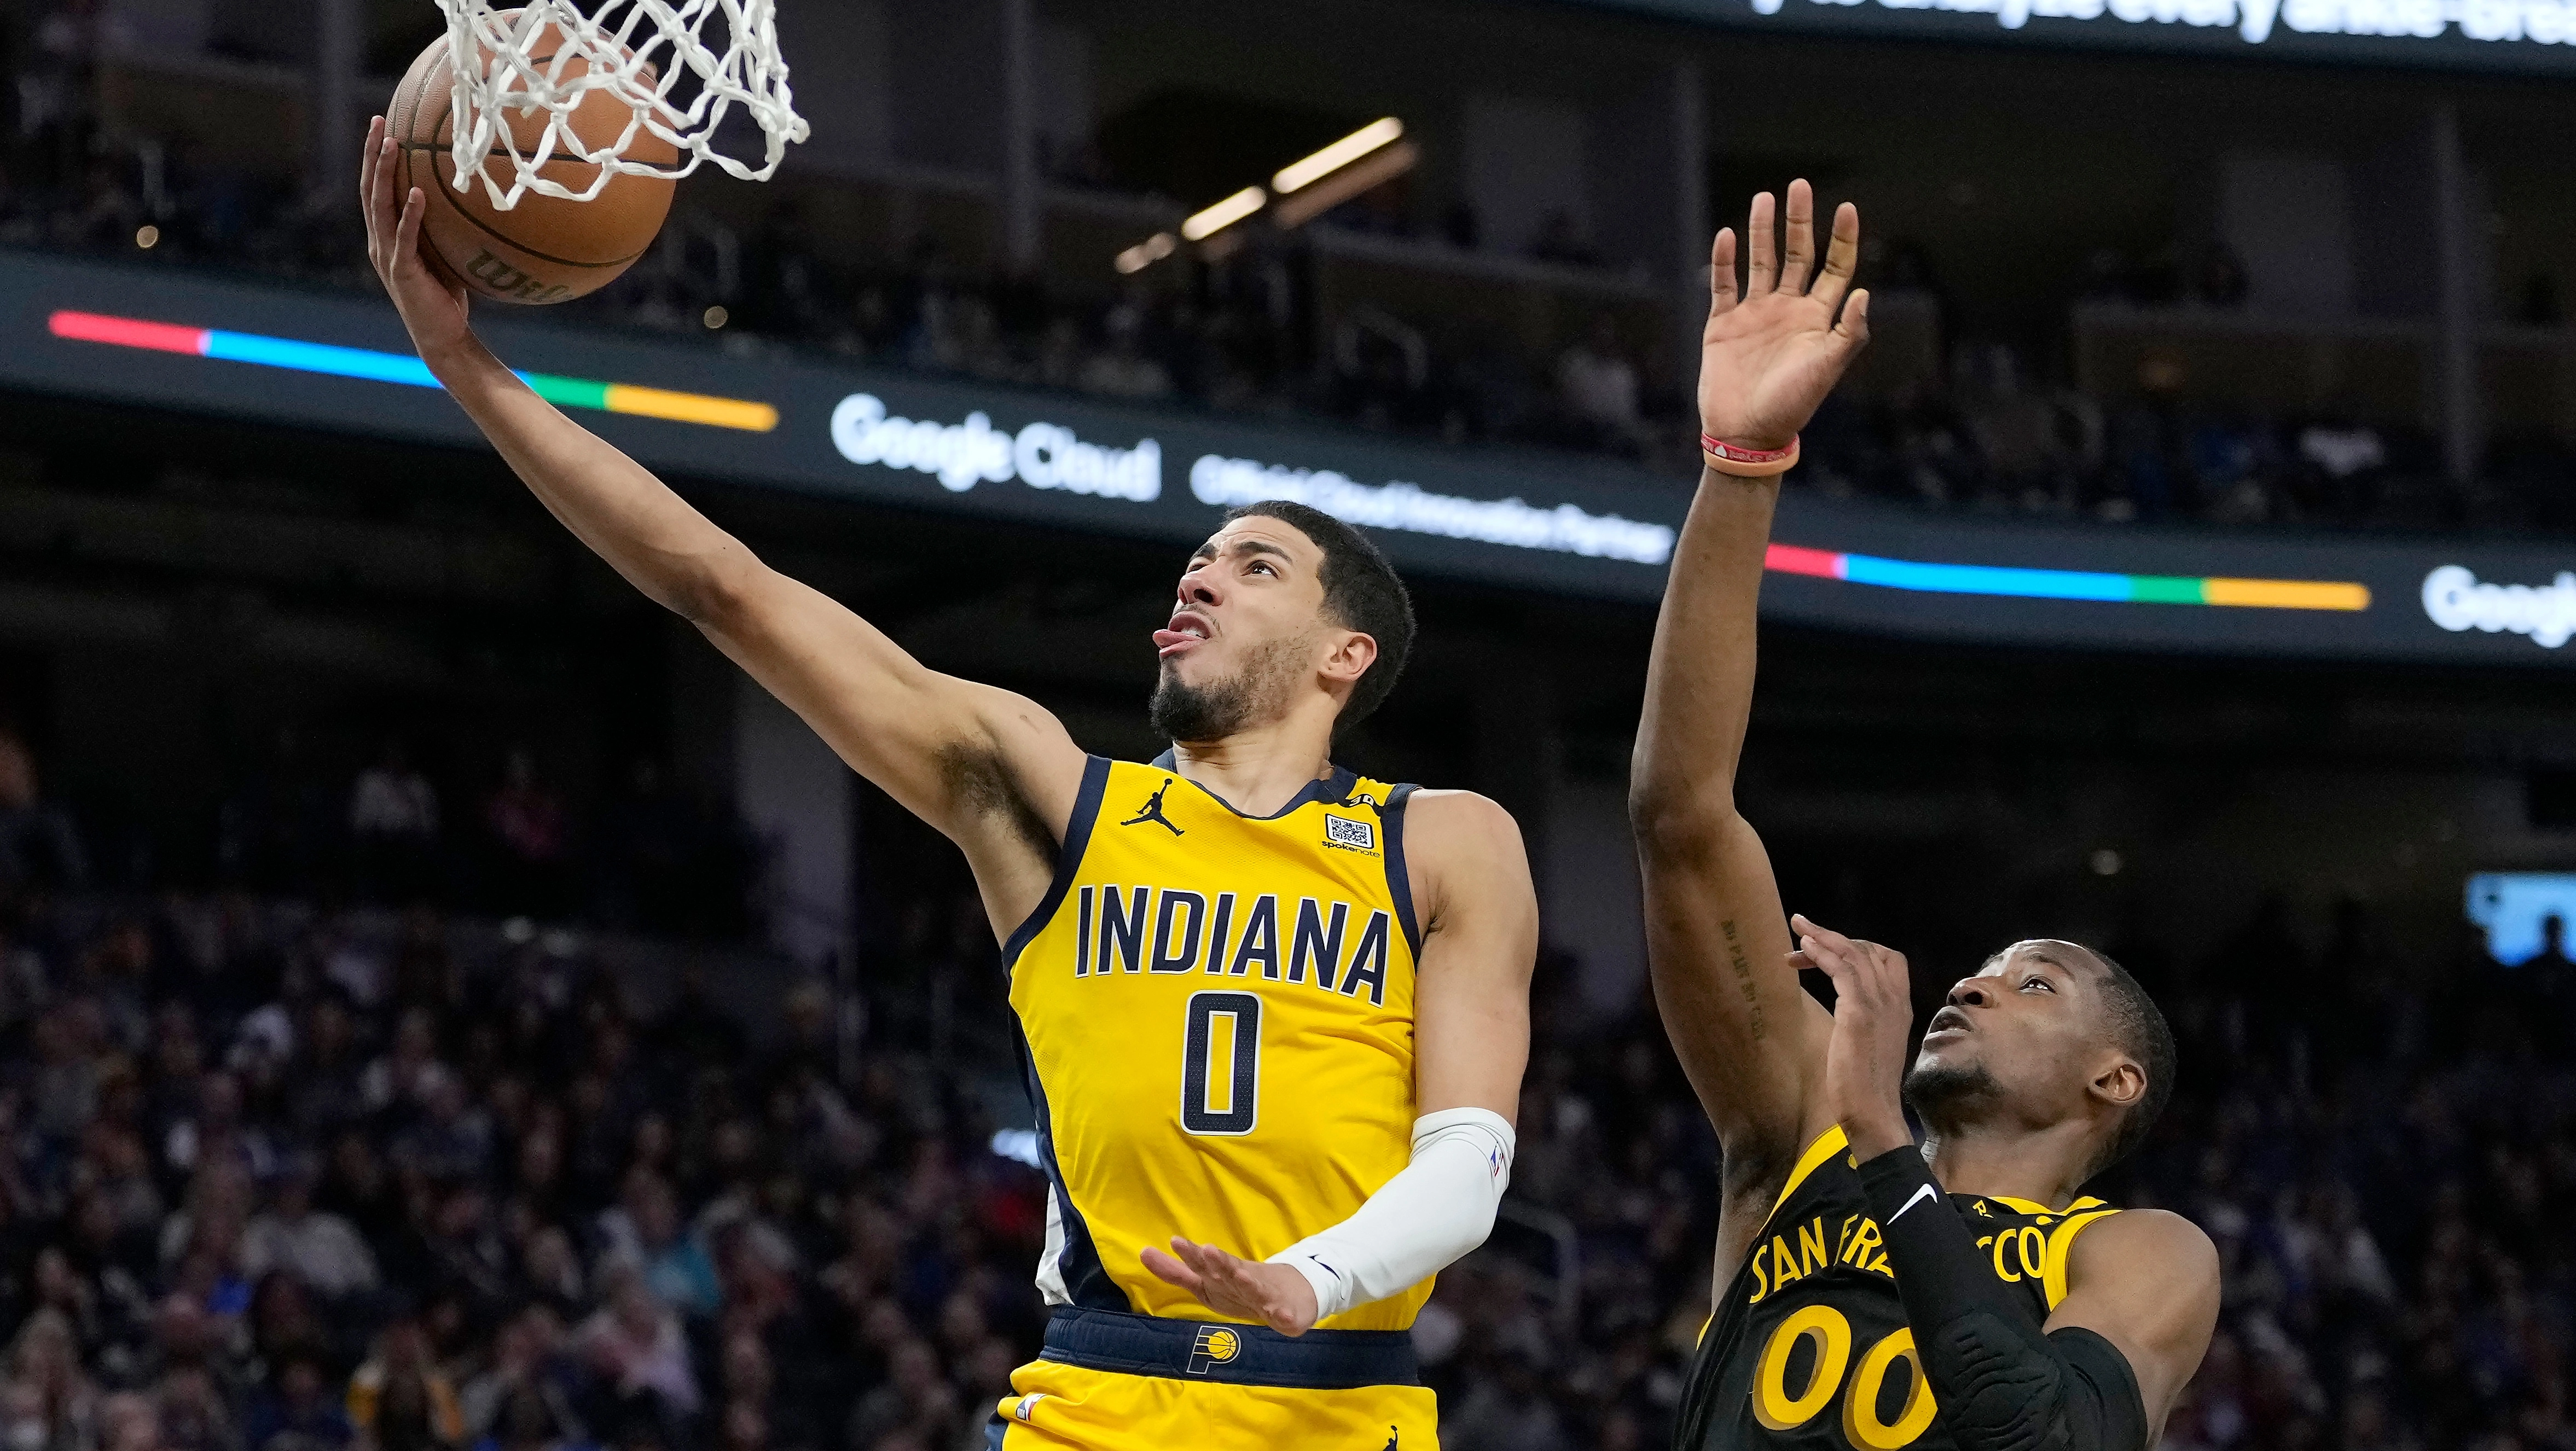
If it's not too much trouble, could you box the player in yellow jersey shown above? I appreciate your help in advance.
[358,131,1538,1451]
[1632,181,2220,1451]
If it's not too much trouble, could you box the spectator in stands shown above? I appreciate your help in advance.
[483,750,568,921]
[577,1266,696,1422]
[1555,317,1646,458]
[596,1179,716,1321]
[0,732,88,892]
[241,1351,351,1451]
[1443,1346,1571,1451]
[1074,303,1171,401]
[238,1159,376,1303]
[345,1316,463,1450]
[348,746,438,906]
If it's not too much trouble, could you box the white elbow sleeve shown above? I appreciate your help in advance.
[1267,1107,1516,1323]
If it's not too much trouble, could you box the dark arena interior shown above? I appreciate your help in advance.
[5,0,2576,1448]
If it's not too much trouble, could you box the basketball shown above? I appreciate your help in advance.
[386,18,677,305]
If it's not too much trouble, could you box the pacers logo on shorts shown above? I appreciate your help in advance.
[1187,1326,1245,1375]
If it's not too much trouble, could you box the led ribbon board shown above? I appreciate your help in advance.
[1765,543,2371,611]
[46,310,778,433]
[21,250,2568,661]
[1574,0,2576,74]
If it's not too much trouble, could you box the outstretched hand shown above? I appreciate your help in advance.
[359,114,474,365]
[1141,1238,1321,1337]
[1698,179,1869,454]
[1788,913,1916,1160]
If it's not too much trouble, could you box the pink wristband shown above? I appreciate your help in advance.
[1700,433,1801,478]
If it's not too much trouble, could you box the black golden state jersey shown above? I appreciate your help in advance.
[1675,1128,2122,1451]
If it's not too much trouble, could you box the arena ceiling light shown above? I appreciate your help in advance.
[1180,187,1268,242]
[1272,118,1404,195]
[1115,233,1178,275]
[1113,118,1412,274]
[1273,140,1418,232]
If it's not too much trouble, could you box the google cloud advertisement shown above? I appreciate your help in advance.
[5,247,2576,666]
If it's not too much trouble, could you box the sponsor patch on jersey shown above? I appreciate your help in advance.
[1323,813,1377,852]
[1188,1325,1244,1374]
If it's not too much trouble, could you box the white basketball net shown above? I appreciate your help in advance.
[434,0,809,210]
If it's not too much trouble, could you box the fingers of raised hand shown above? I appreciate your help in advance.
[1835,288,1872,349]
[1780,179,1815,294]
[391,186,422,272]
[1789,913,1854,960]
[1709,228,1738,317]
[1745,191,1777,295]
[1812,201,1861,311]
[360,115,382,212]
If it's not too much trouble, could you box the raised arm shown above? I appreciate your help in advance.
[359,121,1085,915]
[1631,182,1869,1244]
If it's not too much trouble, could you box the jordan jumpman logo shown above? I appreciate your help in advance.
[1121,778,1184,835]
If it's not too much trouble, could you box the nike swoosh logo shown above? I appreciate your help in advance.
[1306,1256,1344,1282]
[1888,1182,1942,1224]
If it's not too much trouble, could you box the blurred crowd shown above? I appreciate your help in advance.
[0,853,1055,1451]
[14,701,2576,1451]
[12,726,755,948]
[1795,358,2536,533]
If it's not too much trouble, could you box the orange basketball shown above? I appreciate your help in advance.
[387,18,677,305]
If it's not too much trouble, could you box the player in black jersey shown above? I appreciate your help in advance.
[1630,182,2220,1451]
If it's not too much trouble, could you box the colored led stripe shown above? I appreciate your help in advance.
[604,384,776,432]
[48,311,206,355]
[1765,543,2370,612]
[45,310,777,433]
[207,330,439,387]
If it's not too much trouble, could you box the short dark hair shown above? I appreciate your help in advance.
[2080,945,2175,1173]
[1224,501,1415,729]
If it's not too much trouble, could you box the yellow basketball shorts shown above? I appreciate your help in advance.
[984,1308,1438,1450]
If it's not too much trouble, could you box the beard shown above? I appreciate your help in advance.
[1903,1058,2006,1129]
[1149,634,1308,743]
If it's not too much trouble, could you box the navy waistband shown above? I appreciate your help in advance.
[1038,1307,1420,1390]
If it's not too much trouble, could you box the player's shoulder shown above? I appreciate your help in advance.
[2067,1206,2218,1283]
[1395,790,1527,869]
[1395,787,1519,835]
[1388,790,1534,922]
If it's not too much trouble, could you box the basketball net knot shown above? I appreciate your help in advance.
[436,0,809,210]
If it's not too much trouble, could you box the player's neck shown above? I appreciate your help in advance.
[1918,1119,2097,1210]
[1167,715,1338,817]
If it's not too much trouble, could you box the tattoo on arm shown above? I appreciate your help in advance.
[1721,919,1767,1042]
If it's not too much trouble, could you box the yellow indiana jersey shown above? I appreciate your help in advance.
[1006,752,1430,1332]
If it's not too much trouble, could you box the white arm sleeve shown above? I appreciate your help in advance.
[1265,1107,1515,1322]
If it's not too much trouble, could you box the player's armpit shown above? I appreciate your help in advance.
[693,567,1090,903]
[1403,790,1537,1122]
[387,299,1089,899]
[2045,1209,2223,1442]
